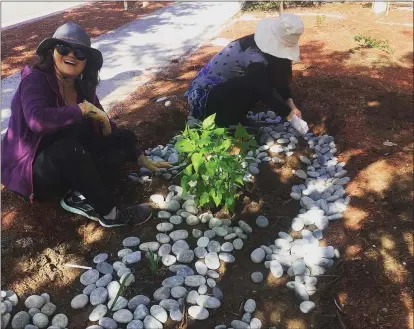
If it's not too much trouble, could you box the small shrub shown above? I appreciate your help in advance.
[242,1,319,12]
[147,249,161,275]
[175,114,256,212]
[353,34,394,53]
[109,272,131,312]
[315,15,325,27]
[242,1,281,12]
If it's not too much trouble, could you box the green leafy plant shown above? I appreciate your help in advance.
[242,1,318,12]
[109,272,132,312]
[146,248,161,275]
[174,114,256,212]
[315,15,325,27]
[353,34,394,53]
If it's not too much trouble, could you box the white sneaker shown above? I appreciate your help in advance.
[289,114,309,135]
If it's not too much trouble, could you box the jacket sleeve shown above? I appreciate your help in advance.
[247,62,291,117]
[20,73,84,135]
[93,94,117,131]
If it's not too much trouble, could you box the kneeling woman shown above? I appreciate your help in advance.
[188,14,309,134]
[1,22,169,227]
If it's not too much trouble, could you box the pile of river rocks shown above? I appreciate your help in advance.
[3,292,68,329]
[2,114,350,329]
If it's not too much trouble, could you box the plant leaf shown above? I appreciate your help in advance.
[225,195,235,211]
[202,114,216,130]
[191,153,203,173]
[205,160,217,176]
[234,124,249,139]
[200,192,210,206]
[184,164,193,175]
[210,189,222,207]
[175,138,196,153]
[235,175,244,186]
[214,127,226,136]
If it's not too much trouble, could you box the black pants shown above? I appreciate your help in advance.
[205,76,260,127]
[204,75,291,127]
[33,129,137,215]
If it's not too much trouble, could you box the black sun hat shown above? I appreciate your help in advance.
[36,22,103,70]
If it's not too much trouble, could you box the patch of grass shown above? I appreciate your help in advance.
[315,15,326,27]
[353,34,394,54]
[146,248,161,275]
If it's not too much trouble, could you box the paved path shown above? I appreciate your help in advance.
[1,2,86,29]
[1,2,241,135]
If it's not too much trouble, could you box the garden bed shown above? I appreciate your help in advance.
[1,3,413,329]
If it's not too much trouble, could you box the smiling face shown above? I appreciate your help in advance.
[53,44,87,78]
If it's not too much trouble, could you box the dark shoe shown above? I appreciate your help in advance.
[99,203,152,228]
[60,190,100,221]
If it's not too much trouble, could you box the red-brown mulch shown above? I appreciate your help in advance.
[1,1,171,78]
[1,3,413,329]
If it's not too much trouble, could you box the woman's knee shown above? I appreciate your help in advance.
[51,137,89,160]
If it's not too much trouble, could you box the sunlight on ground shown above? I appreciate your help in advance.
[401,291,414,329]
[344,206,368,230]
[403,232,414,256]
[11,246,80,297]
[266,273,288,288]
[338,291,348,306]
[77,223,106,245]
[379,247,407,284]
[380,234,396,250]
[285,318,307,329]
[1,210,16,230]
[353,160,393,198]
[345,244,363,258]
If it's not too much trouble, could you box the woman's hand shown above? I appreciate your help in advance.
[290,107,302,119]
[138,154,172,172]
[286,98,302,119]
[79,101,112,136]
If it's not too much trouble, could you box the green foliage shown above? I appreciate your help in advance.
[146,249,161,275]
[242,1,281,12]
[175,114,256,212]
[109,272,131,312]
[242,1,318,12]
[315,15,325,27]
[353,34,394,53]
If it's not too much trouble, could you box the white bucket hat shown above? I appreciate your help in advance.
[254,14,304,62]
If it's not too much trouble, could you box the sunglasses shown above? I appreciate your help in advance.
[55,43,87,61]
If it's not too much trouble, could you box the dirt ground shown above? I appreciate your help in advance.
[1,3,413,329]
[1,1,170,78]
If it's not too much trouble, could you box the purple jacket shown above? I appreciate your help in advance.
[1,65,115,200]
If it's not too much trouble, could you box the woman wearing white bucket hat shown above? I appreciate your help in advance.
[187,13,308,134]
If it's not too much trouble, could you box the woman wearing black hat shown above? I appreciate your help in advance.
[1,22,170,227]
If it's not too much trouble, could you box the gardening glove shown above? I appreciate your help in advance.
[79,100,112,136]
[138,154,172,173]
[289,114,309,135]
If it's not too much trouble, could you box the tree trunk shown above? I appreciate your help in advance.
[280,0,284,15]
[124,1,128,10]
[142,1,149,8]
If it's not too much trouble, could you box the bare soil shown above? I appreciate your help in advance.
[1,3,413,329]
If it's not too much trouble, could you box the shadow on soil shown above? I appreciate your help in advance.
[1,37,412,329]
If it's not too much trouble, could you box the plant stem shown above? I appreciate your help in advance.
[109,272,131,312]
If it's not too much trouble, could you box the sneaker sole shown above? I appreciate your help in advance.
[99,211,153,228]
[60,199,100,222]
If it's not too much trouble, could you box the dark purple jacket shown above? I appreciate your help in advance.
[1,66,115,200]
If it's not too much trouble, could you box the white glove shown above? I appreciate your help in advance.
[289,114,309,135]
